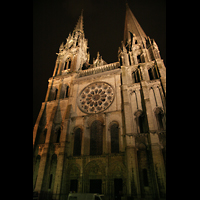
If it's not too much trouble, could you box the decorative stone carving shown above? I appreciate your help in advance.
[77,82,115,113]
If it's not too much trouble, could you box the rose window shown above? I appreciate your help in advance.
[77,82,115,113]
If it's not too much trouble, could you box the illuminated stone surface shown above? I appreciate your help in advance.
[33,4,166,200]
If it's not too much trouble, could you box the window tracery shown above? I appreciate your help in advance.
[77,82,115,113]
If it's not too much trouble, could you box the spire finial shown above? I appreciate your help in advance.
[123,3,147,44]
[74,10,84,32]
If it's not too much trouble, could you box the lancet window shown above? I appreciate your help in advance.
[132,69,141,83]
[148,65,160,80]
[110,122,119,153]
[90,120,103,155]
[64,58,72,70]
[73,127,82,156]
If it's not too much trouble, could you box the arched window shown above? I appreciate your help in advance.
[73,128,82,156]
[137,55,141,63]
[135,111,145,134]
[148,66,159,80]
[64,58,72,70]
[132,69,140,83]
[90,120,103,155]
[110,122,119,153]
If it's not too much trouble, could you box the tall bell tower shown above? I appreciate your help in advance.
[119,4,166,199]
[53,10,89,76]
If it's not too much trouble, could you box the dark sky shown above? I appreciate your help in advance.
[33,0,166,128]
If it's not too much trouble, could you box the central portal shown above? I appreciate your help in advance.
[114,179,123,199]
[90,179,102,194]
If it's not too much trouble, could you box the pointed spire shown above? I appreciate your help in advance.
[74,9,84,33]
[124,3,147,44]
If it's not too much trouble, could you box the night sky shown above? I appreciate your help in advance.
[33,0,166,128]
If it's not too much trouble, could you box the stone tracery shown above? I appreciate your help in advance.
[77,82,115,113]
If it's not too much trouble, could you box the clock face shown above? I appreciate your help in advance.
[77,82,115,114]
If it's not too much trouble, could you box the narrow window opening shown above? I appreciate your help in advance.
[73,128,82,156]
[49,174,53,189]
[137,55,141,63]
[111,123,119,153]
[143,169,149,186]
[148,68,154,80]
[54,88,58,100]
[65,85,69,98]
[128,54,132,66]
[138,115,144,133]
[56,127,61,143]
[68,60,71,69]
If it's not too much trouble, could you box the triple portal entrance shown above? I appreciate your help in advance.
[70,178,123,198]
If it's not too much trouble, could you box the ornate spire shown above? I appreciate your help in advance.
[74,9,84,33]
[123,3,147,44]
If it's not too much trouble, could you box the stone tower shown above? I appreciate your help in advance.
[33,4,166,200]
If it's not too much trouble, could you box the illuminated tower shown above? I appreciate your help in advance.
[118,4,166,199]
[33,4,166,200]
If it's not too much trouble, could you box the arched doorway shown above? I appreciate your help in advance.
[83,160,106,194]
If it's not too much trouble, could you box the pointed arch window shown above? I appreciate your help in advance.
[64,58,72,70]
[90,120,103,155]
[73,127,82,156]
[135,110,145,134]
[132,69,141,83]
[148,66,160,80]
[110,122,119,153]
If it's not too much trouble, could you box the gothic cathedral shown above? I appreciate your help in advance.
[33,4,166,200]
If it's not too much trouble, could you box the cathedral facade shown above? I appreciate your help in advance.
[33,4,166,200]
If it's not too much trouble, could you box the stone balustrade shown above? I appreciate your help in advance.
[78,62,120,77]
